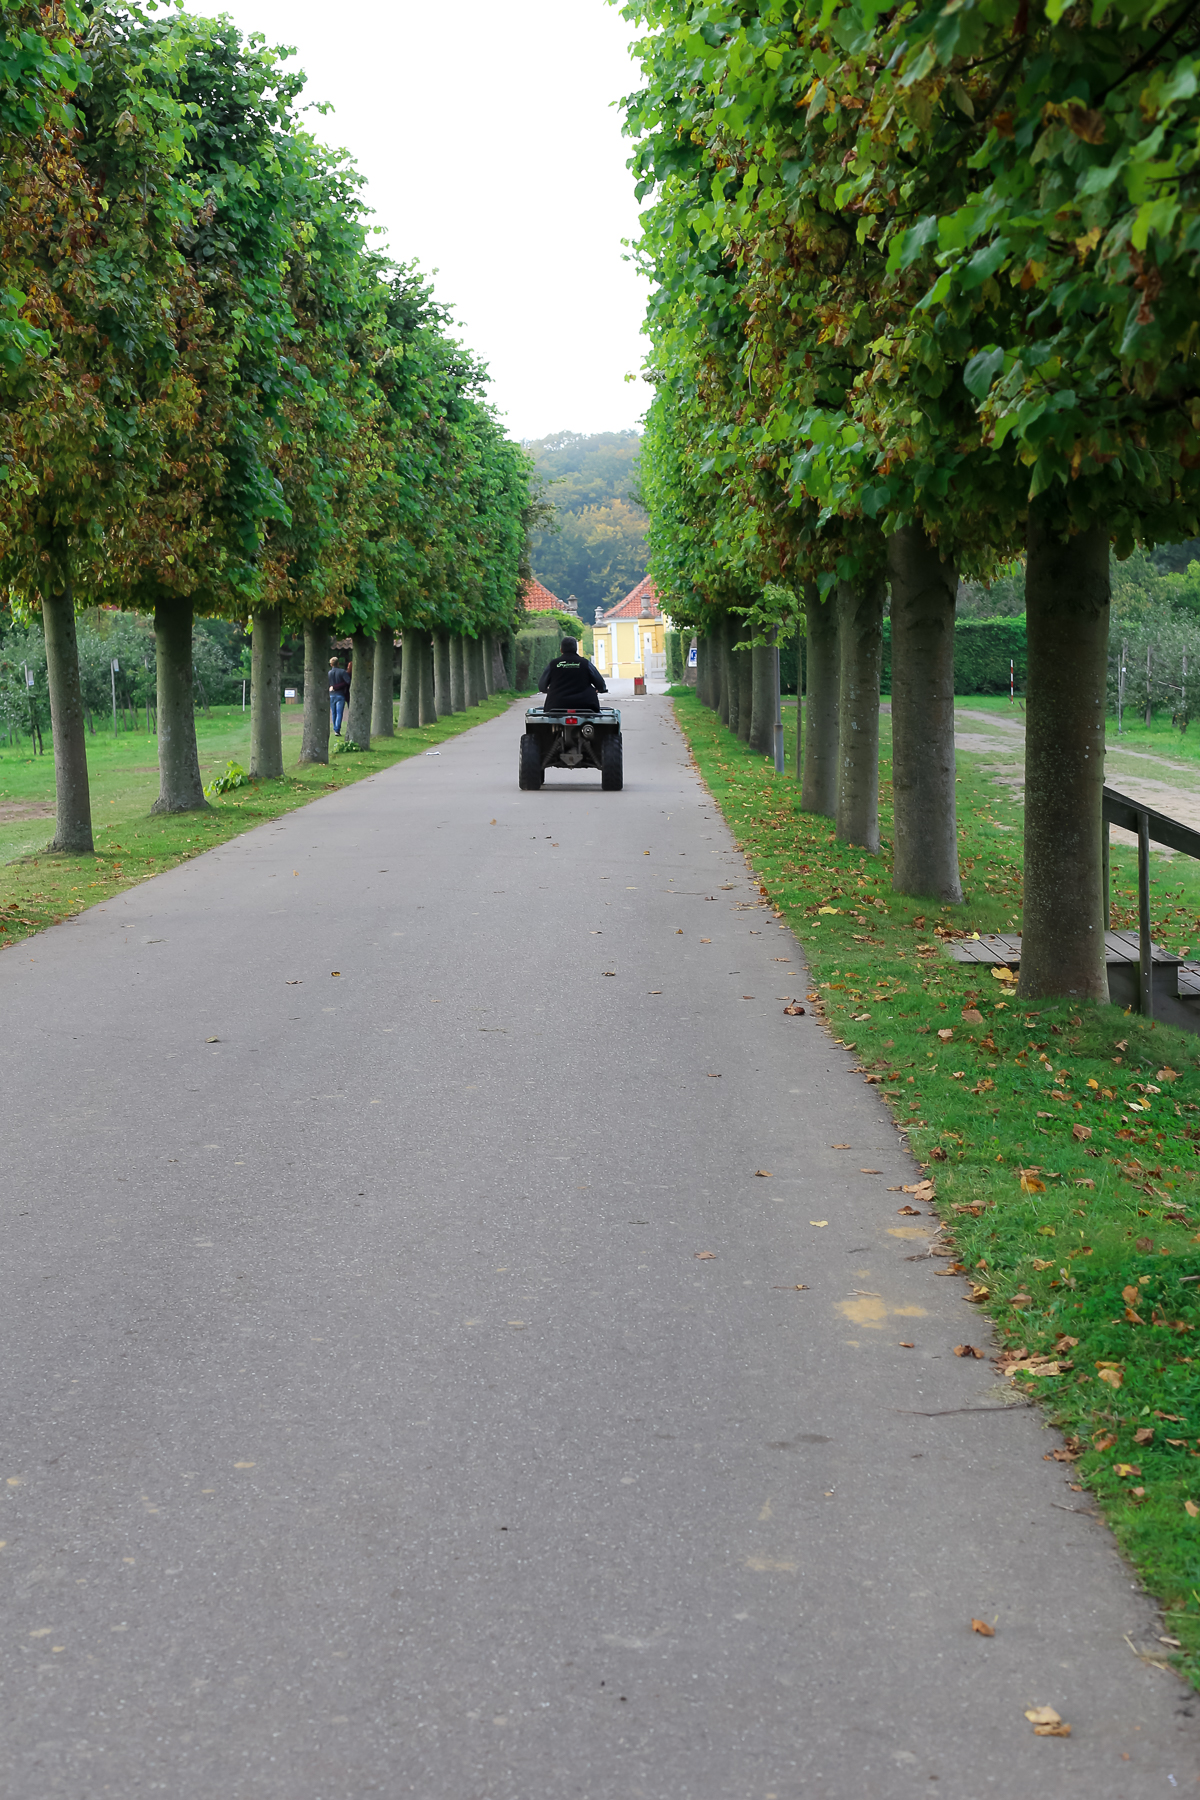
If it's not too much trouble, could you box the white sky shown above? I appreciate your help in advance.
[190,0,653,444]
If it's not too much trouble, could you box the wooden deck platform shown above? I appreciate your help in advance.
[946,932,1200,1031]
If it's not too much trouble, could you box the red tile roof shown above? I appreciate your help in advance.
[522,578,568,613]
[597,575,660,621]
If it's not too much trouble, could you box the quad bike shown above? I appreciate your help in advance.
[519,707,623,791]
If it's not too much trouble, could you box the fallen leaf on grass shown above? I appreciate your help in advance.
[1032,1257,1055,1271]
[962,1008,984,1024]
[1122,1284,1141,1305]
[938,1027,954,1043]
[694,1251,717,1260]
[1093,1431,1117,1451]
[954,1344,983,1358]
[1020,1174,1046,1194]
[1074,1178,1096,1189]
[1010,1292,1033,1308]
[1072,1124,1092,1142]
[1114,1463,1142,1478]
[1185,1500,1199,1518]
[1097,1365,1125,1389]
[967,1283,990,1302]
[1025,1706,1070,1737]
[1134,1427,1155,1445]
[970,1618,995,1637]
[992,966,1018,984]
[1158,1066,1180,1083]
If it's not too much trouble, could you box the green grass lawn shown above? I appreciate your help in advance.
[0,695,520,945]
[676,689,1200,1686]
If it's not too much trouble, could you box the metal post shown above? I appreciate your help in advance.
[111,658,119,735]
[1009,658,1014,703]
[1137,808,1153,1018]
[1146,644,1153,727]
[1118,639,1126,735]
[242,679,247,711]
[771,634,784,774]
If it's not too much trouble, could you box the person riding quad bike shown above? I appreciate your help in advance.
[538,637,607,712]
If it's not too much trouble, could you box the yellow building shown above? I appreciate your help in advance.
[592,576,665,682]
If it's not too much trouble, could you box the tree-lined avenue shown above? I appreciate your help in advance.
[0,697,1190,1794]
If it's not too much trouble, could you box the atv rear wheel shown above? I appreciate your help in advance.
[600,733,623,791]
[519,732,544,790]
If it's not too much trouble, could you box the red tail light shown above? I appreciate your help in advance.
[565,714,577,723]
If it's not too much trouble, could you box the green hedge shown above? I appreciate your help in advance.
[514,630,560,691]
[879,614,1027,696]
[666,630,685,682]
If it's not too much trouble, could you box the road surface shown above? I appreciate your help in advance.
[1,692,1194,1796]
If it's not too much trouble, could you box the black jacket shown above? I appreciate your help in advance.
[538,651,607,710]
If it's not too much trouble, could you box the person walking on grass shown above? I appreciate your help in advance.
[329,657,351,736]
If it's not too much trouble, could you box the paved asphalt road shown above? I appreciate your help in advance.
[1,693,1196,1798]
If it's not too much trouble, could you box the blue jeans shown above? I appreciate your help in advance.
[330,693,346,733]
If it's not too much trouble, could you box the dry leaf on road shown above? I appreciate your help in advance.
[970,1618,995,1636]
[810,1221,828,1228]
[1025,1706,1070,1737]
[754,1169,772,1177]
[954,1344,983,1358]
[694,1251,717,1260]
[832,1143,851,1150]
[783,1003,806,1016]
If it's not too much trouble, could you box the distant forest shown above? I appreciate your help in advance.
[525,431,649,623]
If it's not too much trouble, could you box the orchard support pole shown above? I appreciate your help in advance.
[1018,514,1110,1002]
[300,617,331,765]
[398,630,421,728]
[346,628,374,749]
[888,524,963,902]
[249,606,284,780]
[372,625,395,738]
[42,581,94,852]
[802,584,839,817]
[152,602,208,812]
[449,635,467,713]
[835,574,884,853]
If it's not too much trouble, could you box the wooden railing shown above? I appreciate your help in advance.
[1103,785,1200,1017]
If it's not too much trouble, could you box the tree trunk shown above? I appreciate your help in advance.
[835,573,884,853]
[250,605,284,780]
[736,625,754,743]
[372,625,395,737]
[888,525,963,902]
[418,629,437,725]
[450,634,467,712]
[398,629,421,728]
[466,636,486,708]
[695,633,711,708]
[492,636,508,689]
[725,622,741,735]
[300,617,331,765]
[793,634,804,785]
[346,629,374,747]
[434,630,454,712]
[749,641,774,756]
[716,617,731,725]
[1019,514,1110,1001]
[42,583,94,852]
[480,633,494,697]
[151,601,208,813]
[803,585,839,816]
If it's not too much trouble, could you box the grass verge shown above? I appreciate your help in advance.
[0,694,520,947]
[673,688,1200,1687]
